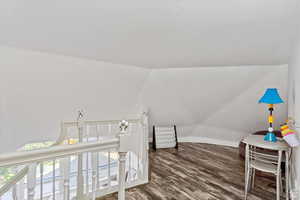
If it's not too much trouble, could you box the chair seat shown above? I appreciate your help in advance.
[250,160,278,174]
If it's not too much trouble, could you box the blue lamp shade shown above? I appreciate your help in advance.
[258,88,284,104]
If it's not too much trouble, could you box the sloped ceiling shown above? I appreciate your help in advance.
[0,0,293,68]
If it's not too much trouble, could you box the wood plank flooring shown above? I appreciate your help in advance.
[98,143,280,200]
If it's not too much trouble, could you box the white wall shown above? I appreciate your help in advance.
[0,46,150,152]
[288,0,300,196]
[0,46,288,152]
[141,65,288,146]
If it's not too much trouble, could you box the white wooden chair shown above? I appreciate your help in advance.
[245,145,283,200]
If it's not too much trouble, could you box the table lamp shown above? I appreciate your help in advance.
[258,88,284,142]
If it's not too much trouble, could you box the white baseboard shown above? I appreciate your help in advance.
[149,137,240,148]
[178,137,240,147]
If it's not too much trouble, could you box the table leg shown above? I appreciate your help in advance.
[245,144,249,199]
[285,150,289,200]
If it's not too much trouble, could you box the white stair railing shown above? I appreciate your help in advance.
[0,112,149,200]
[0,138,119,200]
[58,113,149,196]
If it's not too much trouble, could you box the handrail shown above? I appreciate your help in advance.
[61,118,141,127]
[0,166,28,196]
[0,139,119,167]
[55,118,143,146]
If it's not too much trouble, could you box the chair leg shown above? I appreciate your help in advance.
[251,169,255,190]
[276,174,280,200]
[279,173,283,196]
[248,168,253,191]
[245,168,250,200]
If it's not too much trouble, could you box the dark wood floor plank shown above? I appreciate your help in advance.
[98,143,279,200]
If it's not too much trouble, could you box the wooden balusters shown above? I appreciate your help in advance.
[142,112,149,182]
[85,153,89,194]
[52,160,56,200]
[12,167,18,200]
[59,160,64,197]
[77,155,84,198]
[85,126,90,195]
[17,177,25,200]
[108,124,113,188]
[128,152,131,182]
[91,152,98,200]
[12,184,17,200]
[96,125,100,189]
[40,162,44,200]
[27,163,37,200]
[107,151,111,187]
[61,158,70,200]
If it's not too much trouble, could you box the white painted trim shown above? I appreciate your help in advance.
[0,166,28,196]
[178,137,240,147]
[149,137,240,148]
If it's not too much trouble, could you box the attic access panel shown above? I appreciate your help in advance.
[152,125,178,151]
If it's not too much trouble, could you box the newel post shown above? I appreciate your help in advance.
[118,120,129,200]
[77,110,85,199]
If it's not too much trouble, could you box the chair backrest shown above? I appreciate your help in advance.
[248,145,282,172]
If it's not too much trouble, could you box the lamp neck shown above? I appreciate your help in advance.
[268,104,274,111]
[268,104,274,129]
